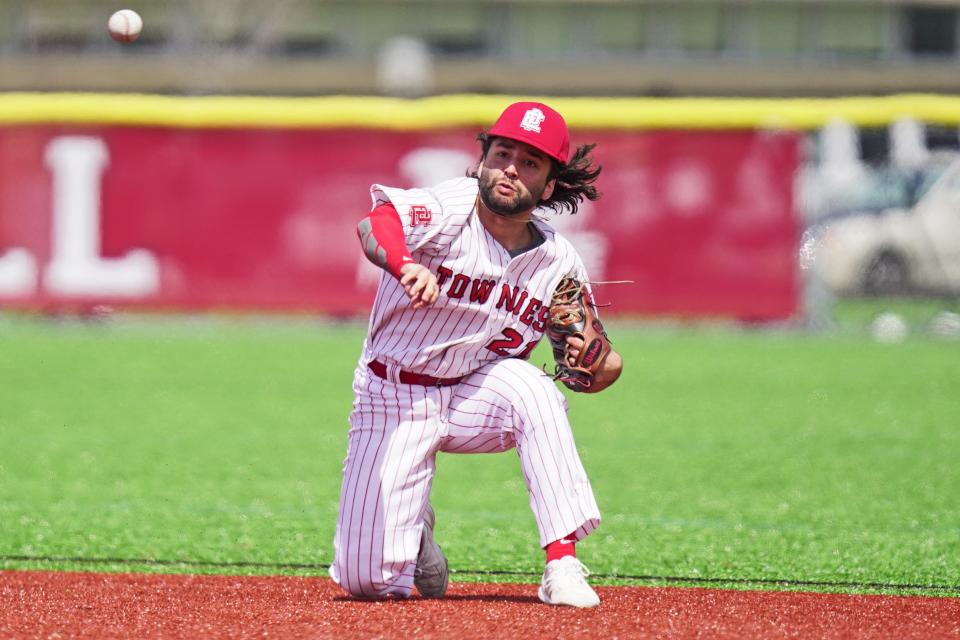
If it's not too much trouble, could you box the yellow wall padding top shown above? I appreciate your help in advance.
[2,93,960,130]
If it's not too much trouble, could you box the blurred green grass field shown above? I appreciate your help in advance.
[1,311,958,597]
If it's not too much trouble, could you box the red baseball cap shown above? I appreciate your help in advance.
[487,101,570,165]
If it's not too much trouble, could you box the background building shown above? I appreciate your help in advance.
[2,0,960,96]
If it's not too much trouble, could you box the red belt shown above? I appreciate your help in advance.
[367,359,465,387]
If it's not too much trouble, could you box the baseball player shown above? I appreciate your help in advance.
[329,101,623,608]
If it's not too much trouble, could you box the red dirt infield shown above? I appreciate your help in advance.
[2,570,958,639]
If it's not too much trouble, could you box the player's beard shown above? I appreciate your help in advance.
[477,166,544,217]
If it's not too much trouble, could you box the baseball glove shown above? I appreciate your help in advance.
[546,277,613,392]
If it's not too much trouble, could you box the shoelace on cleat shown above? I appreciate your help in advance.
[545,558,591,591]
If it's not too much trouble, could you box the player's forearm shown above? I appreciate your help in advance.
[584,349,622,393]
[357,203,414,279]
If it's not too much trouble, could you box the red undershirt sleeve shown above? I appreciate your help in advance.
[357,203,415,279]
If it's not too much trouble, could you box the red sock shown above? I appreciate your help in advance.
[545,534,577,563]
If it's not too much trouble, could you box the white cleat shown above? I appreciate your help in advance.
[537,556,601,608]
[414,503,449,598]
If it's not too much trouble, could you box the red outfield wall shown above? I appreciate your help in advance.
[0,126,800,319]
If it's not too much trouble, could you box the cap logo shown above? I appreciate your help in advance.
[519,108,546,133]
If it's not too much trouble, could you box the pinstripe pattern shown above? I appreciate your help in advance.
[442,359,601,548]
[330,359,601,598]
[329,177,600,599]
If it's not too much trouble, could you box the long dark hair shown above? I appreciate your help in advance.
[472,133,603,215]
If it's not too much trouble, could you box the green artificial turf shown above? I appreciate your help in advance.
[1,313,958,597]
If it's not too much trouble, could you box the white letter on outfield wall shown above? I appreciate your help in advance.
[43,136,159,297]
[0,248,38,296]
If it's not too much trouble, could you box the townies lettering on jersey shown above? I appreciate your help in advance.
[436,265,550,332]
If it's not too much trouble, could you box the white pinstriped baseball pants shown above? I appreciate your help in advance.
[329,357,601,599]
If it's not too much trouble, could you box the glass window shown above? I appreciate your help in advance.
[502,4,572,56]
[817,5,885,57]
[675,4,724,52]
[643,3,723,53]
[418,3,486,54]
[906,6,957,55]
[744,5,803,56]
[590,5,646,52]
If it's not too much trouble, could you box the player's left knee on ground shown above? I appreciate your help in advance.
[329,548,415,599]
[330,567,413,600]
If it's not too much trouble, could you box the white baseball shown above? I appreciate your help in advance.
[108,9,143,43]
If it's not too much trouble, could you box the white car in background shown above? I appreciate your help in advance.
[805,155,960,296]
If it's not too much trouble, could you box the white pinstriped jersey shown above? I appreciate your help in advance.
[331,177,604,599]
[362,176,589,379]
